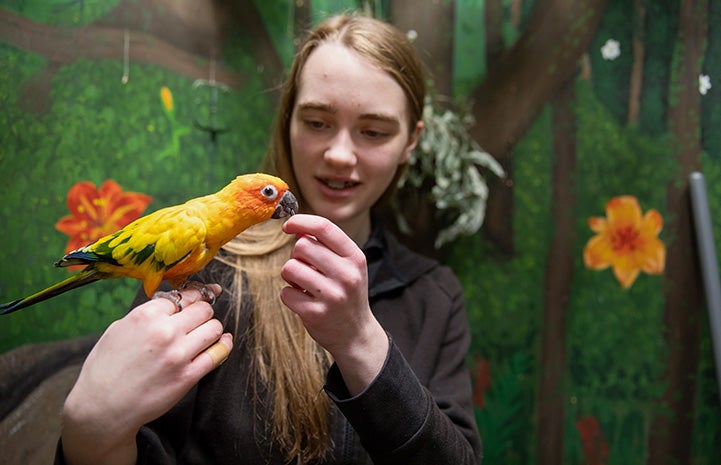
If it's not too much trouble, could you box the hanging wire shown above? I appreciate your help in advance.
[121,29,129,84]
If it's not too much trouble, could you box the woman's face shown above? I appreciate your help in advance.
[289,42,422,244]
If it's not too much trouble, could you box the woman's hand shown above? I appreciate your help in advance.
[281,214,389,395]
[61,284,231,465]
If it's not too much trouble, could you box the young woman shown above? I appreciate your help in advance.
[58,13,482,465]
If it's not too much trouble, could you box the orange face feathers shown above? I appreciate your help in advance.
[220,173,298,221]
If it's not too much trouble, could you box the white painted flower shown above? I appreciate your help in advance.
[407,29,418,43]
[601,39,621,61]
[699,74,712,95]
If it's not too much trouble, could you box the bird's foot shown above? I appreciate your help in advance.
[152,289,183,311]
[181,281,216,305]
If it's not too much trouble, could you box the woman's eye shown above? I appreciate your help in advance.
[304,120,327,130]
[362,129,388,139]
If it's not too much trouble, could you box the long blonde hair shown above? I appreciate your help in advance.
[218,220,332,462]
[220,12,427,463]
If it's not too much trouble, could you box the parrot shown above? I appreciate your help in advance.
[0,173,298,315]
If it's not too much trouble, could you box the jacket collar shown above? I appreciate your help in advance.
[363,221,438,300]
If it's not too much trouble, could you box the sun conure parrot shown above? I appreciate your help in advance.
[0,173,298,315]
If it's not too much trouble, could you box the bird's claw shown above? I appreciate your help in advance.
[181,281,216,305]
[152,289,183,311]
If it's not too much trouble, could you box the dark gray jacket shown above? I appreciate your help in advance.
[57,225,482,464]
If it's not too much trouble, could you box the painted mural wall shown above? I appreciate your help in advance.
[0,0,719,464]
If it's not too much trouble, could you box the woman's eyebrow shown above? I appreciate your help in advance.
[296,101,400,126]
[298,101,398,123]
[296,101,335,114]
[358,112,400,125]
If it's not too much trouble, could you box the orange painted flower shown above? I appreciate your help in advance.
[583,195,665,289]
[55,180,152,255]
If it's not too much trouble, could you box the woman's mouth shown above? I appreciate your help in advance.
[319,178,360,190]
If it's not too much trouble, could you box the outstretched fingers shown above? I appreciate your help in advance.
[147,283,231,374]
[281,215,367,293]
[173,284,232,372]
[282,214,364,259]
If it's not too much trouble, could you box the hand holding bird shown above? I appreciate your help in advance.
[1,173,298,315]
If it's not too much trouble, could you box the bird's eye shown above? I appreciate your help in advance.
[261,185,278,200]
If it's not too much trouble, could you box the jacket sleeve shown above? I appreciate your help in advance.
[325,335,482,465]
[53,385,199,465]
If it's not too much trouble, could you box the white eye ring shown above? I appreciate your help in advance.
[261,185,279,200]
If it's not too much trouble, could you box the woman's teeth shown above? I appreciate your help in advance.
[323,179,357,190]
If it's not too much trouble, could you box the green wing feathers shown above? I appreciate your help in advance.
[86,206,207,276]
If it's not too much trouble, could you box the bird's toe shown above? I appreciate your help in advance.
[152,289,183,311]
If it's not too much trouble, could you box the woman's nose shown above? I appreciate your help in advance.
[323,130,357,166]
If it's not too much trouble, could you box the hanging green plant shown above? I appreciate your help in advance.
[397,97,505,248]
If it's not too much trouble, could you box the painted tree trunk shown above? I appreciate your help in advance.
[469,0,609,256]
[386,0,456,257]
[536,74,578,465]
[647,0,708,463]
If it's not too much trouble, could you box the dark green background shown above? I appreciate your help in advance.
[1,0,719,463]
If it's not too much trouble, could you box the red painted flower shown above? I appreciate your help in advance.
[575,415,609,465]
[55,180,152,255]
[583,195,666,289]
[471,354,492,409]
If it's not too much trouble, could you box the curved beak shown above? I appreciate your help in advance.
[272,190,298,218]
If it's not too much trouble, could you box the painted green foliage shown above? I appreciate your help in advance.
[1,0,720,463]
[451,0,721,463]
[0,0,120,25]
[0,34,274,351]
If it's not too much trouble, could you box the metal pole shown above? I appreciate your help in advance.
[688,171,721,403]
